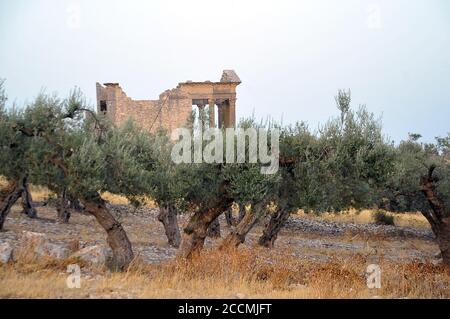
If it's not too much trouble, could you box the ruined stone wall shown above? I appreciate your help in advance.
[96,83,192,134]
[96,70,240,135]
[114,89,160,132]
[159,97,192,134]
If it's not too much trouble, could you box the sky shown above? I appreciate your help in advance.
[0,0,449,143]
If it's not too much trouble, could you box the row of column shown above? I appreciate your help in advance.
[207,98,236,128]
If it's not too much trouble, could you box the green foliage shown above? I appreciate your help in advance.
[275,90,395,214]
[0,79,6,112]
[222,118,281,208]
[0,87,156,206]
[0,81,33,182]
[1,82,448,223]
[145,129,193,209]
[386,134,450,216]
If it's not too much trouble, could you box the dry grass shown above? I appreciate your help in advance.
[1,175,445,299]
[1,176,156,208]
[0,176,53,202]
[0,176,7,188]
[28,185,54,202]
[294,209,430,230]
[100,192,131,205]
[1,247,449,299]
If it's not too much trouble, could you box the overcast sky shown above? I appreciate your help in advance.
[1,0,449,142]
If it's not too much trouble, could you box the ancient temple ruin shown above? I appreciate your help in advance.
[96,70,241,134]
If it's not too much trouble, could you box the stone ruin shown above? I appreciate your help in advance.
[96,70,241,134]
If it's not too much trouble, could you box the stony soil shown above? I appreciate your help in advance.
[0,202,438,266]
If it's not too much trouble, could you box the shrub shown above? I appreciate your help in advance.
[373,210,395,226]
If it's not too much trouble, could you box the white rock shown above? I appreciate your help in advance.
[71,245,112,265]
[19,231,70,259]
[235,293,246,299]
[0,242,13,264]
[20,231,47,246]
[39,242,71,259]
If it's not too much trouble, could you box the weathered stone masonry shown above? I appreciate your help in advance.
[96,70,241,134]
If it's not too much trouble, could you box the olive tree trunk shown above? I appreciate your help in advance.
[221,203,266,248]
[0,175,34,230]
[157,205,181,248]
[206,217,221,238]
[435,219,450,264]
[179,196,233,258]
[224,208,235,227]
[0,179,23,231]
[20,177,37,218]
[56,189,71,223]
[82,195,134,270]
[258,208,290,248]
[237,204,246,223]
[420,165,450,266]
[67,192,84,211]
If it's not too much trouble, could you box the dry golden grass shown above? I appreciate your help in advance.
[70,191,157,208]
[1,176,156,208]
[0,176,7,188]
[1,176,53,201]
[1,247,449,299]
[294,209,430,230]
[100,192,130,205]
[28,185,54,202]
[1,175,445,299]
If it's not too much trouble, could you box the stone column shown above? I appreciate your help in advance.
[228,97,236,128]
[218,102,225,129]
[198,103,206,129]
[209,98,215,128]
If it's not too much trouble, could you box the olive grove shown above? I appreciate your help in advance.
[1,82,449,268]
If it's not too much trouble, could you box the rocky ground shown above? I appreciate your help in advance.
[1,202,447,299]
[0,202,439,267]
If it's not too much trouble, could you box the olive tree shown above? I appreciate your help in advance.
[2,88,154,270]
[259,90,395,247]
[0,81,38,230]
[386,133,450,265]
[146,130,185,248]
[177,161,233,258]
[220,118,280,248]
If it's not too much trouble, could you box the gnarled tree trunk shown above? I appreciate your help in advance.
[207,217,221,238]
[56,189,71,223]
[157,204,181,248]
[258,208,290,248]
[179,195,233,259]
[221,203,266,248]
[20,177,37,218]
[67,192,84,211]
[0,178,25,231]
[224,208,235,227]
[82,195,134,271]
[435,219,450,264]
[420,165,450,266]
